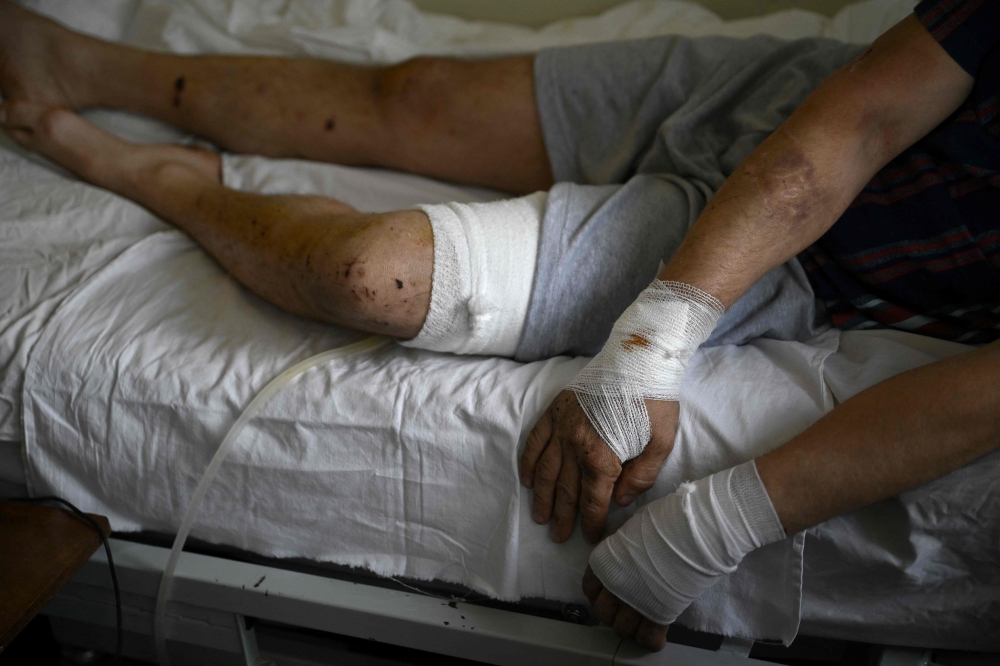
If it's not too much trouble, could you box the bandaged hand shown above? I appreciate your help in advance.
[570,280,724,462]
[586,461,786,650]
[520,280,724,544]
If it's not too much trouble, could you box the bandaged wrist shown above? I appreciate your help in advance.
[589,460,786,625]
[567,280,724,461]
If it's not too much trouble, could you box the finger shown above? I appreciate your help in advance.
[615,400,679,506]
[593,588,621,625]
[531,436,562,524]
[612,604,643,637]
[634,618,669,652]
[581,566,603,605]
[520,408,553,488]
[549,455,581,543]
[578,462,617,544]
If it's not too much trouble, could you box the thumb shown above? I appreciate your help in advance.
[615,400,678,506]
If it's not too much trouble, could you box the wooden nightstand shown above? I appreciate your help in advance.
[0,500,110,652]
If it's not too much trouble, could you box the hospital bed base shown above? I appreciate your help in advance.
[41,538,770,665]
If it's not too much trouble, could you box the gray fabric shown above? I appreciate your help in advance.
[515,34,863,361]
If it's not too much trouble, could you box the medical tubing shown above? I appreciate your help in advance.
[153,336,389,666]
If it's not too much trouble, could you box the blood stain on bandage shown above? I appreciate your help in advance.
[173,76,185,107]
[622,333,651,352]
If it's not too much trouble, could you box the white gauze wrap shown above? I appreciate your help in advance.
[568,280,725,461]
[589,460,786,625]
[400,191,545,357]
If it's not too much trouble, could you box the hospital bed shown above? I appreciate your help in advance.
[2,0,999,664]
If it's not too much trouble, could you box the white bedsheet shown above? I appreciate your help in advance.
[2,0,919,445]
[5,0,1000,650]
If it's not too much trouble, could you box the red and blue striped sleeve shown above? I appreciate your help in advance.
[915,0,1000,76]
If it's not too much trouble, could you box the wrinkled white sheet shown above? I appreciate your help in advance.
[1,0,919,442]
[6,0,1000,650]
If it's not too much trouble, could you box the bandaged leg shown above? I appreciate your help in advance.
[590,460,786,625]
[400,191,546,357]
[568,280,724,461]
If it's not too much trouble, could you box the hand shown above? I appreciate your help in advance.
[583,565,669,651]
[520,390,678,543]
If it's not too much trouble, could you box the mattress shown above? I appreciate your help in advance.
[4,0,1000,651]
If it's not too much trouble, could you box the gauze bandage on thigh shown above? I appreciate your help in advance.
[568,280,724,461]
[589,460,786,625]
[400,192,545,357]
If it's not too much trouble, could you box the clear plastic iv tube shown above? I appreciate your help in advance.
[153,336,389,665]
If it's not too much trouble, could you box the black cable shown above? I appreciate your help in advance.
[8,496,123,664]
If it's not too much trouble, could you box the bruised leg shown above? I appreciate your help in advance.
[1,100,431,337]
[0,1,552,194]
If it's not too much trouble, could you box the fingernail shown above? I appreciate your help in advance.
[619,495,635,507]
[532,510,544,524]
[549,525,561,541]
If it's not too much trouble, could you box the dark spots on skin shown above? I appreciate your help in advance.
[251,219,257,226]
[448,601,458,609]
[622,333,651,353]
[324,117,335,131]
[443,622,449,626]
[306,255,311,268]
[255,83,268,95]
[769,148,814,175]
[253,576,265,588]
[461,615,465,620]
[395,279,403,289]
[265,590,268,597]
[343,259,365,279]
[295,110,306,121]
[173,76,185,107]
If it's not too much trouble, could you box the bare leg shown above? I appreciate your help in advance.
[1,100,432,338]
[0,2,553,194]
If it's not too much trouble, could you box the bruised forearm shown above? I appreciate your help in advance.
[658,15,973,306]
[756,341,1000,534]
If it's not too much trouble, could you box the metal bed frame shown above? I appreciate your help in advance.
[45,537,767,665]
[41,537,976,666]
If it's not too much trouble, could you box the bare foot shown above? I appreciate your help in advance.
[0,1,94,107]
[1,100,222,191]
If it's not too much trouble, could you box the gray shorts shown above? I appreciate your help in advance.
[514,34,863,362]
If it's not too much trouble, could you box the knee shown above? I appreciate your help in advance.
[373,57,465,130]
[329,212,432,331]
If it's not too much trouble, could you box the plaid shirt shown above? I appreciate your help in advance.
[800,0,1000,344]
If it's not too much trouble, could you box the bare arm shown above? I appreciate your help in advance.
[659,14,973,305]
[759,340,1000,533]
